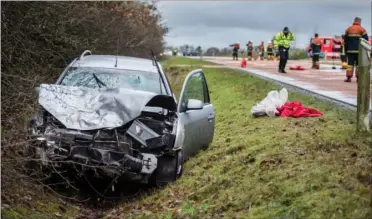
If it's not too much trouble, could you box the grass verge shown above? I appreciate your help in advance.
[162,56,221,67]
[106,57,372,219]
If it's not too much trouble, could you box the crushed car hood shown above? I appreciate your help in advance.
[38,84,176,130]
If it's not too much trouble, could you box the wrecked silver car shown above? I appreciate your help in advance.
[28,51,215,185]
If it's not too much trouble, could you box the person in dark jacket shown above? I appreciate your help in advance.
[344,17,369,82]
[230,43,240,60]
[246,41,253,61]
[258,41,265,60]
[310,33,322,69]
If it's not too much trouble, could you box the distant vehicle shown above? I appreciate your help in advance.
[307,35,372,59]
[28,50,215,186]
[183,51,199,56]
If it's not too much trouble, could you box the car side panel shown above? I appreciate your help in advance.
[177,105,211,159]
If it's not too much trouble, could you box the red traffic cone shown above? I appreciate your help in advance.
[241,58,247,68]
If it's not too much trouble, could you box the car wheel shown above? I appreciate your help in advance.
[175,149,183,178]
[149,149,183,186]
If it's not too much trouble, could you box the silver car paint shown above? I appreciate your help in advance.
[174,69,215,158]
[52,53,214,157]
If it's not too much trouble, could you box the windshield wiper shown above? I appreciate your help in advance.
[92,73,106,88]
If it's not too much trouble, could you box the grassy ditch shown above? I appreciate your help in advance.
[2,56,371,219]
[106,57,372,219]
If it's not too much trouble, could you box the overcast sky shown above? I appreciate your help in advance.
[158,0,371,49]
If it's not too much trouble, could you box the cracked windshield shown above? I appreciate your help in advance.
[60,67,166,93]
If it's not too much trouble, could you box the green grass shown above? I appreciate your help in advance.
[162,57,220,67]
[105,57,372,219]
[4,56,371,219]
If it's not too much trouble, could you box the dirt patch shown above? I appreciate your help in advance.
[259,157,284,170]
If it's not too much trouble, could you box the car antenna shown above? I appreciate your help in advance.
[115,37,119,67]
[151,50,165,95]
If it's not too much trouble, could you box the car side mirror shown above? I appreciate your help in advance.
[186,99,204,111]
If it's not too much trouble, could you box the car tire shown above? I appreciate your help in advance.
[149,149,183,186]
[175,149,183,179]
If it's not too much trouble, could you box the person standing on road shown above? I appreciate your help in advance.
[258,41,265,60]
[344,17,369,82]
[333,34,347,69]
[229,42,240,60]
[310,33,322,69]
[274,27,296,73]
[246,41,254,61]
[267,41,274,60]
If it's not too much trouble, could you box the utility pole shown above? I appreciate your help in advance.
[356,38,371,132]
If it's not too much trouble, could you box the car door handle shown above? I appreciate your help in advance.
[207,113,215,121]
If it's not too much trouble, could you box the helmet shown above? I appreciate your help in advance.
[268,40,272,44]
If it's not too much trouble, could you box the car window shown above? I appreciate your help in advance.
[60,67,166,94]
[200,73,210,104]
[181,72,206,109]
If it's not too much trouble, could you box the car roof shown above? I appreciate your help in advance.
[74,55,159,73]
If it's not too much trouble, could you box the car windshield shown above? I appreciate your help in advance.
[60,67,166,94]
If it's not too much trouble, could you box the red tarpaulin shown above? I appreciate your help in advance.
[276,101,323,118]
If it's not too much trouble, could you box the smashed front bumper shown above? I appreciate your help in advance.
[29,118,177,180]
[33,138,158,179]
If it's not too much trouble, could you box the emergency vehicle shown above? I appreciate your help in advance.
[308,35,372,59]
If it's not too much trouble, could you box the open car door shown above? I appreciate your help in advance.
[174,69,215,160]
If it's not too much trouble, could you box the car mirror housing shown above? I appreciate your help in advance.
[186,99,204,111]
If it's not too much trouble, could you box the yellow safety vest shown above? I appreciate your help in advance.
[274,31,295,49]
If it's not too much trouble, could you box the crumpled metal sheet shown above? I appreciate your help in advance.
[38,84,159,130]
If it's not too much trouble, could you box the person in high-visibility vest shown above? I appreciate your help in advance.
[266,41,274,60]
[229,43,240,60]
[246,41,253,61]
[274,27,296,73]
[258,41,265,60]
[344,17,369,82]
[310,33,322,69]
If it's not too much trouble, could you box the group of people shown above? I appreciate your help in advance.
[230,26,295,73]
[230,16,368,81]
[229,41,279,62]
[308,16,368,82]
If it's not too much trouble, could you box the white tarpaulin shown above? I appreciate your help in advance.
[251,88,288,117]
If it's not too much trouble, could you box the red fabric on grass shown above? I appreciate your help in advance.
[276,101,323,118]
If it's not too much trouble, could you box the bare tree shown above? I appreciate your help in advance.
[1,0,168,208]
